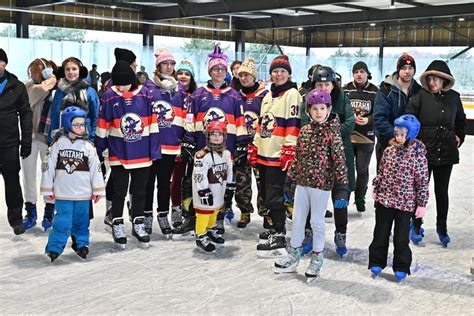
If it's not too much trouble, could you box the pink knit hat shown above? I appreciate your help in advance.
[208,44,228,74]
[155,48,176,66]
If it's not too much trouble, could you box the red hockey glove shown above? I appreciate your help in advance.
[280,145,296,171]
[248,144,258,168]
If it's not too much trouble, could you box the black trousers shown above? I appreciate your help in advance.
[353,143,375,198]
[0,146,23,227]
[369,204,412,274]
[111,166,149,219]
[429,164,453,230]
[332,181,350,234]
[375,141,387,172]
[258,165,287,233]
[144,154,176,213]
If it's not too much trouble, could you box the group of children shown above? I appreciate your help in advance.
[9,45,453,285]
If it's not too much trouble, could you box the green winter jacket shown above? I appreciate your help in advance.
[301,87,356,191]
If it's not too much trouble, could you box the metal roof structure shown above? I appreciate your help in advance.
[1,0,473,47]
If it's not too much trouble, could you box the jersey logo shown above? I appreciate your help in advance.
[208,162,228,184]
[203,107,227,129]
[152,100,175,128]
[120,113,144,142]
[244,111,258,137]
[260,111,276,138]
[57,149,88,174]
[350,99,371,116]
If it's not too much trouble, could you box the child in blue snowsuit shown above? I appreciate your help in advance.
[41,106,105,262]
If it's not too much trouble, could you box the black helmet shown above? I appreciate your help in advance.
[311,66,337,83]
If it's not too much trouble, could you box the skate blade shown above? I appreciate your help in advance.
[257,248,288,259]
[136,241,149,249]
[171,232,195,241]
[115,243,126,250]
[272,266,297,274]
[306,275,319,284]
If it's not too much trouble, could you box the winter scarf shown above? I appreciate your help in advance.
[58,78,90,111]
[153,74,178,93]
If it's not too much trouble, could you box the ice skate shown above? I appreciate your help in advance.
[157,211,172,238]
[355,196,366,213]
[143,210,153,235]
[334,231,347,258]
[257,232,287,259]
[273,246,302,274]
[171,205,183,228]
[409,221,424,245]
[41,204,55,232]
[22,202,37,230]
[370,266,383,278]
[325,210,332,218]
[207,228,225,245]
[132,216,150,248]
[12,224,25,235]
[306,251,324,283]
[237,212,251,229]
[171,216,195,240]
[224,207,234,224]
[112,217,127,250]
[394,271,407,283]
[258,230,271,244]
[47,251,59,263]
[436,225,450,247]
[196,234,216,253]
[215,211,225,235]
[302,229,313,255]
[71,235,89,259]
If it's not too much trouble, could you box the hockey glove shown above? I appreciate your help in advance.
[248,144,258,168]
[198,188,214,206]
[280,145,296,171]
[20,142,32,159]
[181,141,197,163]
[334,199,348,209]
[415,206,426,219]
[224,183,236,205]
[234,143,248,166]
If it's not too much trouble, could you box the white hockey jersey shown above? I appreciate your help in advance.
[40,136,106,200]
[192,147,233,211]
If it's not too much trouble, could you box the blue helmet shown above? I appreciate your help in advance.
[394,114,420,141]
[61,106,87,133]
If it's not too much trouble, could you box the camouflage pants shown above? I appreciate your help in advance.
[235,162,265,215]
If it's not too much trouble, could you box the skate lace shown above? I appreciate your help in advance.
[158,216,171,230]
[113,223,126,238]
[133,223,147,237]
[334,233,346,248]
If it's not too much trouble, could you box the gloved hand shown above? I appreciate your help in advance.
[248,144,258,168]
[334,199,348,209]
[92,195,101,204]
[224,183,236,205]
[198,188,214,206]
[49,195,55,201]
[415,206,426,218]
[181,141,197,163]
[280,145,296,171]
[20,143,32,159]
[234,143,248,166]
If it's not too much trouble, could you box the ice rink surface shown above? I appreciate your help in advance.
[1,137,473,315]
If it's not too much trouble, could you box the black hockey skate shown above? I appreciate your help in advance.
[132,216,150,248]
[12,224,25,235]
[112,218,127,249]
[171,216,195,240]
[143,210,153,235]
[207,228,225,244]
[71,235,88,259]
[257,232,287,259]
[157,210,172,237]
[171,205,183,228]
[196,234,216,253]
[47,251,59,263]
[215,211,225,235]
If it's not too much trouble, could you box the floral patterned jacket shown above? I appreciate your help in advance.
[373,139,429,212]
[288,113,348,191]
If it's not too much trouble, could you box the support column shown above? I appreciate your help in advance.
[142,24,154,48]
[305,31,311,71]
[15,12,29,39]
[235,30,245,61]
[378,25,385,80]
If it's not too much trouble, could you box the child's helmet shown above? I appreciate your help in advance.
[206,120,227,151]
[394,114,420,141]
[311,66,337,83]
[61,106,87,133]
[306,88,332,106]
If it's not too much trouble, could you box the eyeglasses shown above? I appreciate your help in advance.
[211,67,227,73]
[71,123,86,128]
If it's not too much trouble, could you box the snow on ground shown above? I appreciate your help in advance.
[1,137,473,315]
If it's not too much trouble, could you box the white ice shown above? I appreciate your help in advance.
[0,137,473,314]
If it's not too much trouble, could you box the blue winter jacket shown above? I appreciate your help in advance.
[374,73,421,146]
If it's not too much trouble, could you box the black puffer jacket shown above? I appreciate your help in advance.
[405,88,465,166]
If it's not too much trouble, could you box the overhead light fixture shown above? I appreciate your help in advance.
[111,5,117,9]
[389,0,396,9]
[217,17,224,21]
[298,27,303,31]
[370,22,376,26]
[294,9,300,16]
[458,17,465,21]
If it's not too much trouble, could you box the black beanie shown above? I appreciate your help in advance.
[397,53,416,74]
[352,61,372,80]
[112,61,135,86]
[269,55,292,75]
[114,47,136,65]
[0,48,8,64]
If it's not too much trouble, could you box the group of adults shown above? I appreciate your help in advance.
[0,45,466,256]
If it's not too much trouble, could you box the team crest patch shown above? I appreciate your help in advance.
[244,111,258,137]
[121,113,144,142]
[152,100,175,128]
[260,111,276,138]
[41,161,49,172]
[203,107,226,128]
[58,149,87,174]
[208,162,228,184]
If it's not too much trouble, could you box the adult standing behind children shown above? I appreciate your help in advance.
[22,58,58,232]
[343,61,378,213]
[0,48,32,235]
[89,64,99,91]
[374,53,420,167]
[405,60,466,247]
